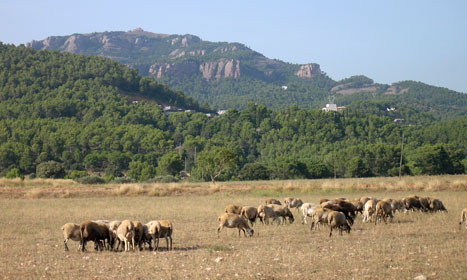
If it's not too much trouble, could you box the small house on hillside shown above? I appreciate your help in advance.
[322,103,345,112]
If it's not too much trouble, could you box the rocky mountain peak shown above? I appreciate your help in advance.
[295,63,321,78]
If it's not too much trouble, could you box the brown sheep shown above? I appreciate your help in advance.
[116,220,135,252]
[429,198,447,213]
[79,221,110,252]
[148,220,173,251]
[107,220,121,250]
[218,213,254,237]
[61,223,81,251]
[240,206,259,226]
[328,211,351,237]
[375,200,394,224]
[322,203,354,225]
[225,204,242,215]
[265,198,281,205]
[284,197,304,211]
[132,221,144,251]
[310,207,332,231]
[403,195,427,212]
[459,208,467,230]
[257,204,278,225]
[319,198,330,205]
[269,204,295,224]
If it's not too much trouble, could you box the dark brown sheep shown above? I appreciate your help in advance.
[79,221,110,252]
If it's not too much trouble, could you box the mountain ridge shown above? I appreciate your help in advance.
[27,28,467,119]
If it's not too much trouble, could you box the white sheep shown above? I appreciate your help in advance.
[61,223,81,251]
[459,208,467,230]
[116,220,135,252]
[300,203,318,224]
[148,220,173,251]
[362,199,377,223]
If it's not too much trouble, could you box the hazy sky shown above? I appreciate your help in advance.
[1,0,466,92]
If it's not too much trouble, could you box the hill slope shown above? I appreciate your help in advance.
[27,28,467,119]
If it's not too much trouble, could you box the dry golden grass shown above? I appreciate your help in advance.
[0,176,466,279]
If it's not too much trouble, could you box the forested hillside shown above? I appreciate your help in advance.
[27,29,467,120]
[0,44,465,181]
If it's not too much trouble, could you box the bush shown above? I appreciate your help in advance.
[6,168,24,179]
[36,161,66,178]
[110,177,136,184]
[238,163,270,180]
[78,175,106,184]
[145,175,179,183]
[66,170,88,180]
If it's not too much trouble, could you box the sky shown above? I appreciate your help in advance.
[1,0,466,93]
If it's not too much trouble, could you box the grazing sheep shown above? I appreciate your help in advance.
[352,199,364,215]
[429,198,447,213]
[300,203,318,224]
[322,203,354,225]
[310,207,332,231]
[375,200,394,224]
[403,196,427,212]
[284,197,304,211]
[132,221,144,251]
[143,221,158,250]
[459,208,467,230]
[108,220,121,250]
[257,204,279,224]
[328,211,351,237]
[217,213,254,237]
[265,198,281,205]
[391,199,406,214]
[240,206,259,226]
[334,199,357,218]
[269,204,295,224]
[359,197,372,206]
[319,198,330,205]
[79,221,110,252]
[61,223,81,251]
[116,220,135,252]
[148,220,173,251]
[363,199,377,223]
[225,204,242,215]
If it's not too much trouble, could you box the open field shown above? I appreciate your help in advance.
[0,175,466,279]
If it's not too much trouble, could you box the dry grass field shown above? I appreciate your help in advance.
[0,175,466,279]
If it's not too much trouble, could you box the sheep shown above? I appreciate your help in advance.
[375,200,394,224]
[390,199,406,214]
[429,198,447,213]
[107,220,121,250]
[240,206,259,226]
[116,220,135,252]
[133,221,144,251]
[459,208,467,230]
[143,221,158,250]
[310,207,332,231]
[217,213,254,237]
[334,199,357,218]
[257,204,279,225]
[269,204,295,224]
[319,198,330,205]
[300,203,318,224]
[322,203,354,225]
[79,221,110,252]
[225,204,242,215]
[265,198,281,205]
[403,195,427,212]
[419,197,431,211]
[61,223,81,251]
[352,199,364,215]
[284,197,304,211]
[328,211,351,237]
[148,220,173,251]
[363,199,377,223]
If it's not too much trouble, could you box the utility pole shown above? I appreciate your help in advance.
[399,132,404,180]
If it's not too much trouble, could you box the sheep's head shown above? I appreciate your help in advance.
[246,228,254,237]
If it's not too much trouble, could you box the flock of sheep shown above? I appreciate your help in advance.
[62,195,467,252]
[61,219,173,252]
[219,195,461,238]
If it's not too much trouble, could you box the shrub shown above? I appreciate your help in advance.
[78,175,106,184]
[36,161,66,178]
[145,175,179,183]
[6,168,24,179]
[111,177,136,184]
[66,170,88,180]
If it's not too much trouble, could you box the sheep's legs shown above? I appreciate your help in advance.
[64,239,69,251]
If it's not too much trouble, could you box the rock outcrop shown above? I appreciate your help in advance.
[199,59,241,81]
[295,63,321,78]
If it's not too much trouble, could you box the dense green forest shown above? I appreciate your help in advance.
[0,43,465,182]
